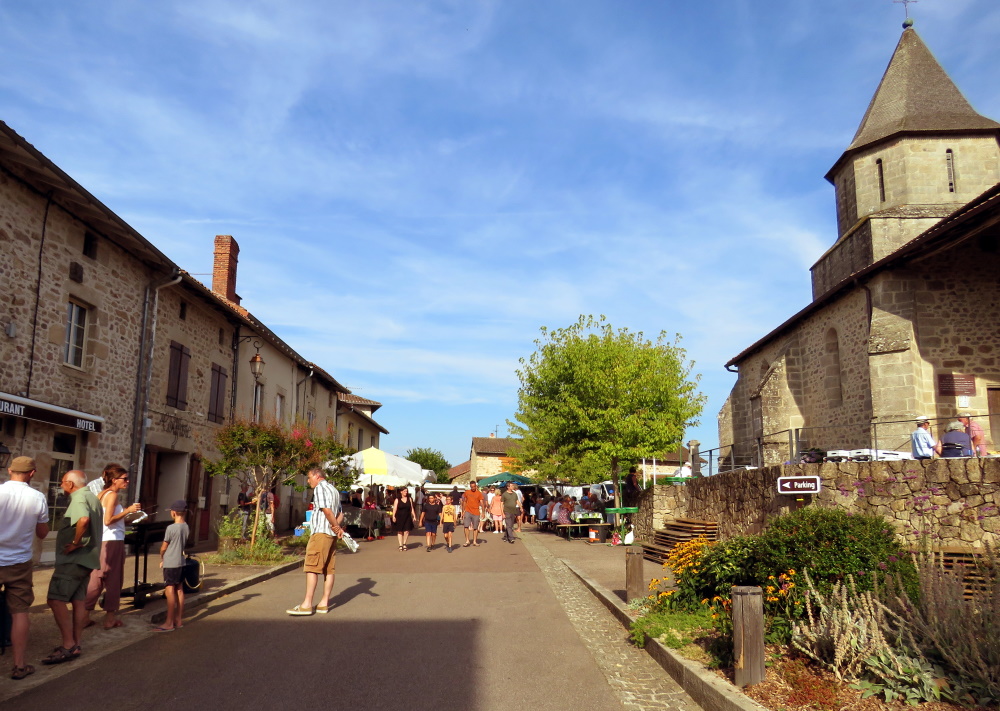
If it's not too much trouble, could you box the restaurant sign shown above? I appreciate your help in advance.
[0,392,103,433]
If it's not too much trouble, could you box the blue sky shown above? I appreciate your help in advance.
[2,1,999,468]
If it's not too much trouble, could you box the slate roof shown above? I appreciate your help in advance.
[471,437,521,455]
[828,27,1000,180]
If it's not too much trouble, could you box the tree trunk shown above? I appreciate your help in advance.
[250,491,262,549]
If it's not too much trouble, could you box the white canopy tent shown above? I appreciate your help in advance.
[341,447,434,488]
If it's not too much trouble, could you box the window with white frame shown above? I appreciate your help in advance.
[275,393,285,423]
[64,301,87,367]
[253,382,264,423]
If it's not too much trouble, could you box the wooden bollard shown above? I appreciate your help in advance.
[732,585,766,687]
[625,545,645,602]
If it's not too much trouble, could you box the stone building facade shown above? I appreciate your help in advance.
[0,120,387,550]
[468,435,520,481]
[719,25,1000,465]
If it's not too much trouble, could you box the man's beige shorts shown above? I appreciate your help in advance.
[303,533,337,575]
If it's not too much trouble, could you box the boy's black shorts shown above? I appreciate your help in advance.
[163,566,183,587]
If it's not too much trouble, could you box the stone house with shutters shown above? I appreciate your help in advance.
[719,23,1000,466]
[0,120,385,551]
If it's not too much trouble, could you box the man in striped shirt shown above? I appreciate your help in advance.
[287,469,344,616]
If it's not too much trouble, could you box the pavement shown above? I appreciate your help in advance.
[1,523,699,710]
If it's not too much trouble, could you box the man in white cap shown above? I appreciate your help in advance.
[911,417,935,460]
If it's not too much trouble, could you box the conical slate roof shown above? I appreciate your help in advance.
[847,27,1000,151]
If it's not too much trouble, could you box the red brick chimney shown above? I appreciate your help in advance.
[212,235,241,305]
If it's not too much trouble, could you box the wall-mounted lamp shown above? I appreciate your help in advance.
[0,442,11,469]
[249,348,265,381]
[236,336,266,381]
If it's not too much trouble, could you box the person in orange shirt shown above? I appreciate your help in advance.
[460,481,485,547]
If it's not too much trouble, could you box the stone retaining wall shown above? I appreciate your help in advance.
[640,459,1000,548]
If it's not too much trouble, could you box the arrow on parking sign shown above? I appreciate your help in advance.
[776,475,821,495]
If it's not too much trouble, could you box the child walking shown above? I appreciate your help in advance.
[156,499,189,632]
[441,494,457,552]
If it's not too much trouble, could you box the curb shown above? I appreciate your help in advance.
[562,560,768,711]
[146,558,303,624]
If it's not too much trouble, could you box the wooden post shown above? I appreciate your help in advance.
[732,585,766,687]
[626,545,645,602]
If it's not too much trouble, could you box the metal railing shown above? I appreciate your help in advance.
[699,413,994,477]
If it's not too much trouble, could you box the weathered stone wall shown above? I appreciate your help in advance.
[912,240,1000,447]
[724,290,874,462]
[641,460,1000,548]
[470,454,514,481]
[0,167,150,486]
[634,484,690,542]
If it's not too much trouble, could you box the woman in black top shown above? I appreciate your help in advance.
[391,488,416,550]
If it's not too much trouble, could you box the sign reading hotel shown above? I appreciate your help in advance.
[776,475,821,495]
[0,393,103,433]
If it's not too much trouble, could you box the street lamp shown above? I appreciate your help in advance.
[249,347,265,381]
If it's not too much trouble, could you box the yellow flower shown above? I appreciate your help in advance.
[766,585,775,593]
[767,575,775,580]
[701,598,709,605]
[788,569,796,575]
[767,596,779,602]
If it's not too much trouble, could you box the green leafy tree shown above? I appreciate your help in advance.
[508,315,705,500]
[206,419,354,546]
[405,447,452,484]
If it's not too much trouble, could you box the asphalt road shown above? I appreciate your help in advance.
[11,536,629,711]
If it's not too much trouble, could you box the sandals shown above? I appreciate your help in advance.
[399,546,404,551]
[11,664,35,680]
[42,645,81,665]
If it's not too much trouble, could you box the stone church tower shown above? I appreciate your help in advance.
[718,21,1000,468]
[811,21,1000,298]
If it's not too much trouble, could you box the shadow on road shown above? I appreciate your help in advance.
[328,576,379,607]
[188,592,261,621]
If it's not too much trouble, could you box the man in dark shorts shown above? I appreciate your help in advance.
[44,470,102,664]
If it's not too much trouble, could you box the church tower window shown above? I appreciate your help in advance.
[945,149,956,193]
[876,159,886,203]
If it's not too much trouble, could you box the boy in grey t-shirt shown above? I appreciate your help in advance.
[156,500,189,632]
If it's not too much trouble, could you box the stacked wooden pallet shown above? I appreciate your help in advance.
[639,518,719,564]
[937,547,997,600]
